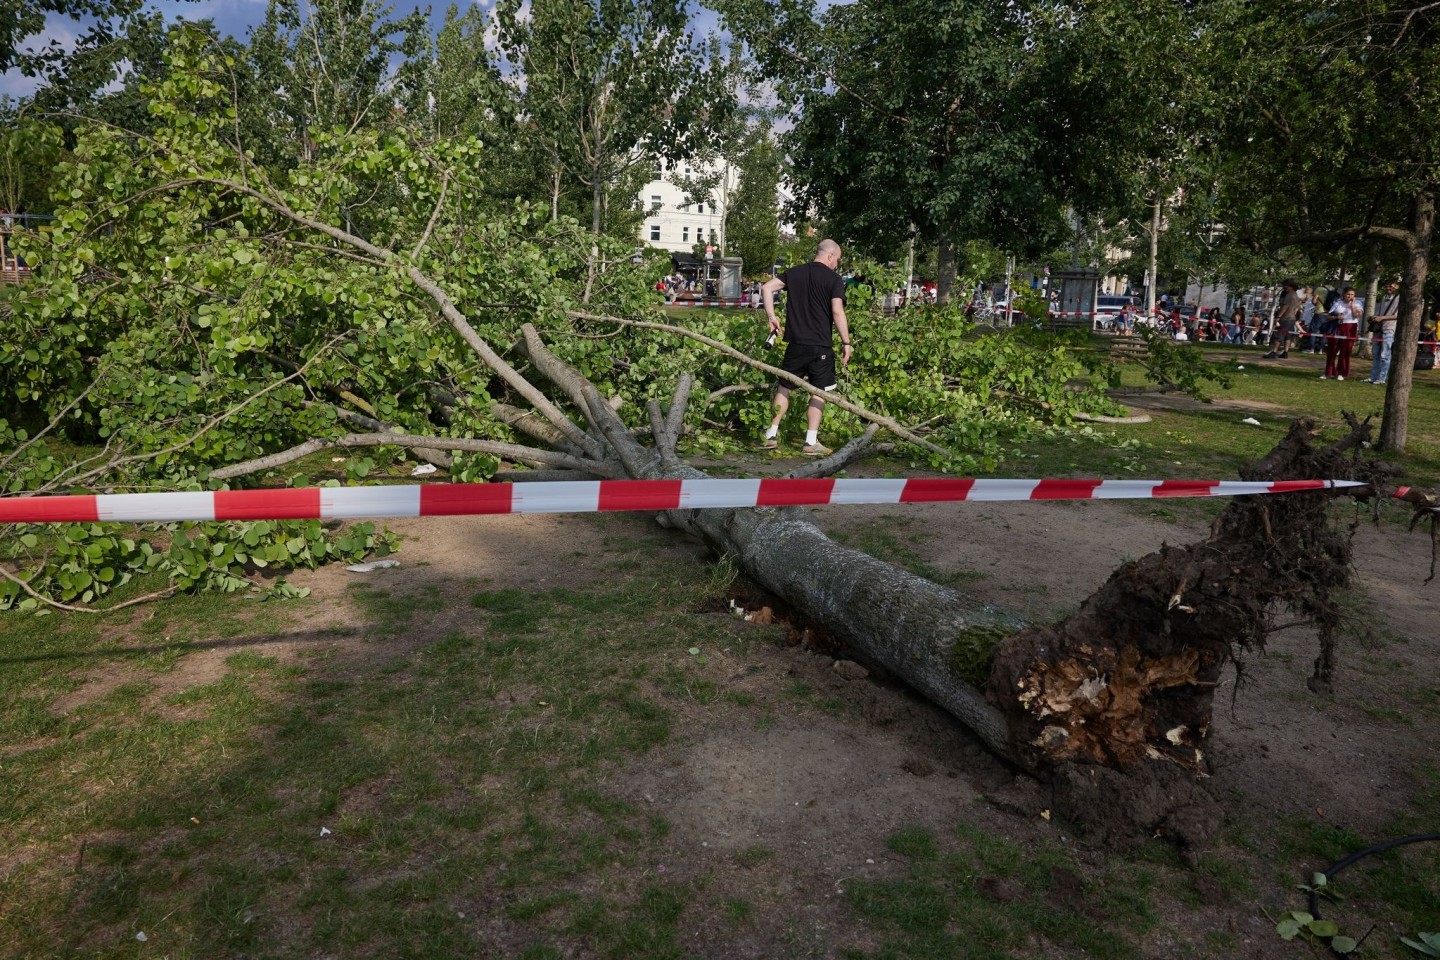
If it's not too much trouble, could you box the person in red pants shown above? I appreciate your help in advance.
[1322,286,1362,380]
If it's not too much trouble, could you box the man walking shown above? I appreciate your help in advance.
[1263,279,1303,358]
[1366,281,1401,385]
[759,239,853,456]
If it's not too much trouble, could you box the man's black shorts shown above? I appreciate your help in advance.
[778,343,837,391]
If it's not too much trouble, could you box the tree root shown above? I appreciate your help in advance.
[979,417,1388,848]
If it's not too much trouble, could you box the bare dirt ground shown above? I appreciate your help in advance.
[42,477,1437,957]
[288,477,1433,956]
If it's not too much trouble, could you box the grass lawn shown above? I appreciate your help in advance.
[2,330,1438,959]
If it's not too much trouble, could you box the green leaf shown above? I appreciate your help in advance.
[1331,936,1357,954]
[1306,919,1339,938]
[1276,919,1302,941]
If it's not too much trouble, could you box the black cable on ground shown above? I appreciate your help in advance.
[1307,832,1440,919]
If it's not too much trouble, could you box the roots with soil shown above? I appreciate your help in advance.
[981,416,1388,848]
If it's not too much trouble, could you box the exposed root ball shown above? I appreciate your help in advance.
[987,417,1385,776]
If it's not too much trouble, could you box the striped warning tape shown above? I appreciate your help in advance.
[0,478,1366,525]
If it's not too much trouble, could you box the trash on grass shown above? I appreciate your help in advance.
[136,932,148,942]
[320,827,332,837]
[1240,417,1262,426]
[346,559,400,572]
[410,463,438,476]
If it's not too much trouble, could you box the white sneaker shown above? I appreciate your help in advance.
[1337,375,1345,381]
[1319,375,1329,380]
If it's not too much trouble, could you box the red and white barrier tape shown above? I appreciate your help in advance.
[0,478,1365,525]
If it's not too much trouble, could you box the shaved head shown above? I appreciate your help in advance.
[815,238,842,266]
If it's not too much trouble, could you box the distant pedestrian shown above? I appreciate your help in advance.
[1323,286,1363,380]
[1366,281,1400,385]
[1246,310,1263,345]
[1224,306,1243,344]
[1263,279,1302,358]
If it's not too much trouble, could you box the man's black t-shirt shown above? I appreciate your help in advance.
[780,261,846,346]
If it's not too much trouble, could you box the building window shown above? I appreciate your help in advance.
[650,224,661,241]
[682,227,690,242]
[650,195,662,211]
[652,159,662,177]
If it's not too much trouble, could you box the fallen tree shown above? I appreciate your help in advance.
[206,303,1381,847]
[1,45,1388,845]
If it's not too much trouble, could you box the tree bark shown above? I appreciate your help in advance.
[1148,196,1162,315]
[1380,187,1436,453]
[1358,243,1380,360]
[936,234,956,305]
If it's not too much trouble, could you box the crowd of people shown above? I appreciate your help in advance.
[1115,283,1435,384]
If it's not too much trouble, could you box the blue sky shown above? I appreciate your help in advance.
[1,0,731,98]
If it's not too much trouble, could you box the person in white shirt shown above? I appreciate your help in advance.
[1322,286,1363,380]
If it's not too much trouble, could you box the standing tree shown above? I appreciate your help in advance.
[241,0,431,168]
[1205,0,1440,451]
[717,0,1079,295]
[493,0,730,239]
[723,130,781,274]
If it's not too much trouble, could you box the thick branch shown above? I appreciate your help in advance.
[647,399,679,469]
[321,404,452,468]
[707,383,762,403]
[788,425,890,480]
[567,311,950,457]
[188,176,602,460]
[491,402,581,453]
[581,386,654,478]
[518,323,596,414]
[663,373,694,444]
[1273,223,1415,251]
[210,433,620,481]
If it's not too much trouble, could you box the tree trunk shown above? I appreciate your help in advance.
[1148,196,1161,315]
[517,330,1367,785]
[591,173,603,236]
[674,495,1024,758]
[936,234,956,305]
[1358,243,1380,360]
[1380,187,1436,453]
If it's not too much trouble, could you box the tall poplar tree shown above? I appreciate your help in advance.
[494,0,731,237]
